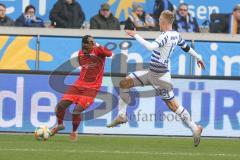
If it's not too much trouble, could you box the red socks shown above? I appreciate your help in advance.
[57,110,81,132]
[72,114,81,132]
[56,102,82,132]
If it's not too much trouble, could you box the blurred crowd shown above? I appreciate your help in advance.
[0,0,239,34]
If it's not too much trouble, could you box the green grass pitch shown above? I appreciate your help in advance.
[0,134,239,160]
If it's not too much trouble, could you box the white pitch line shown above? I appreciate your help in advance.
[0,148,239,158]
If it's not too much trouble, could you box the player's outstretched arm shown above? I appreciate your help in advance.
[182,46,205,70]
[178,37,205,70]
[186,47,205,70]
[125,29,159,51]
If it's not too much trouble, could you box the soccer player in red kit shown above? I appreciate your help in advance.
[50,35,112,141]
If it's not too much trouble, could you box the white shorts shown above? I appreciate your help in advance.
[128,70,174,100]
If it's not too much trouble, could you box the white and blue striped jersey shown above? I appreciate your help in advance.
[149,31,186,73]
[134,30,201,74]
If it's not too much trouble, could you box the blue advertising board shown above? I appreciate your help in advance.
[194,41,240,76]
[0,36,38,70]
[38,37,240,76]
[0,73,240,137]
[0,35,240,76]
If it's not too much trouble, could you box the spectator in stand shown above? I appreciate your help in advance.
[15,5,44,27]
[211,4,240,34]
[0,3,14,26]
[124,3,156,31]
[90,3,120,30]
[153,0,174,24]
[173,3,199,32]
[49,0,85,28]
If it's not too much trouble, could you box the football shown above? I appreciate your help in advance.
[34,126,51,141]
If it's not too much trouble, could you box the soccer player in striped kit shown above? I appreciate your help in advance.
[107,10,205,147]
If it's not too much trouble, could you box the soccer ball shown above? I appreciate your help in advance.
[34,126,51,141]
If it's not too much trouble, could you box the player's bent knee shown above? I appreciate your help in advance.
[73,105,85,115]
[119,80,126,88]
[55,100,72,114]
[119,78,133,89]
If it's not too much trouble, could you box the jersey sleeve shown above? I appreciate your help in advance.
[94,46,112,57]
[134,34,161,51]
[177,35,202,60]
[177,35,188,48]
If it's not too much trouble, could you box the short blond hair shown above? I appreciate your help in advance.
[160,10,175,24]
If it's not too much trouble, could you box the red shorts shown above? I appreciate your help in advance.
[61,84,99,109]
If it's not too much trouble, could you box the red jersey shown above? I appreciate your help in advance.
[76,46,112,89]
[62,46,112,108]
